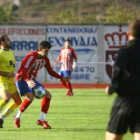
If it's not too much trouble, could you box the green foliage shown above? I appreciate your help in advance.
[48,9,97,23]
[0,5,13,22]
[101,2,140,23]
[48,2,140,24]
[48,9,79,23]
[1,1,140,24]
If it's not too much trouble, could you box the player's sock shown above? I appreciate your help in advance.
[15,110,22,119]
[61,81,68,88]
[41,97,50,113]
[39,112,46,121]
[15,98,31,119]
[39,97,50,121]
[0,100,7,112]
[20,98,32,112]
[0,102,18,120]
[66,82,73,92]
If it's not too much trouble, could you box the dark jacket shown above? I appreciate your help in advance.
[109,39,140,95]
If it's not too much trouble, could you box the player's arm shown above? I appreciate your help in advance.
[54,52,61,65]
[0,71,15,77]
[20,55,36,88]
[45,57,69,82]
[107,48,129,95]
[72,49,78,69]
[45,57,63,79]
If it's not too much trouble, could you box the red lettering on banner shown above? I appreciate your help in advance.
[0,28,45,35]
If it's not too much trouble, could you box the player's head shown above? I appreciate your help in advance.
[127,20,140,39]
[64,39,71,48]
[37,41,52,57]
[0,35,12,49]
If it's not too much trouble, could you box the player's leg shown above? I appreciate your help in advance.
[106,97,129,139]
[14,92,34,128]
[66,81,73,96]
[0,89,22,121]
[134,133,140,140]
[59,71,68,88]
[130,97,140,140]
[0,90,10,128]
[0,90,10,111]
[105,131,123,140]
[60,70,73,96]
[14,80,34,128]
[65,70,73,96]
[0,83,11,112]
[0,83,11,128]
[37,90,52,129]
[34,81,52,129]
[61,81,68,88]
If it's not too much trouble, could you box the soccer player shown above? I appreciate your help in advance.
[14,40,70,129]
[105,20,140,140]
[0,35,22,128]
[54,39,77,96]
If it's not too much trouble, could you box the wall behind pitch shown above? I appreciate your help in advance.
[0,24,128,83]
[103,25,128,83]
[0,25,46,81]
[46,25,98,83]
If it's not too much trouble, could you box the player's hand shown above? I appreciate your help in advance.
[27,80,36,88]
[54,61,58,65]
[62,76,70,82]
[105,86,109,95]
[72,62,77,70]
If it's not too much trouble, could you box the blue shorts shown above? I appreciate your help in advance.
[16,80,44,96]
[59,70,72,77]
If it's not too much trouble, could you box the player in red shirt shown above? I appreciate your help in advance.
[54,39,77,96]
[14,41,70,129]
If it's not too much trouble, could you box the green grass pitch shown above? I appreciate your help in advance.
[0,89,133,140]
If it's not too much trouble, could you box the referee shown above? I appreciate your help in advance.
[105,20,140,140]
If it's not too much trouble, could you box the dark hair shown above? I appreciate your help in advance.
[0,35,6,44]
[128,20,140,38]
[65,39,71,43]
[38,41,51,50]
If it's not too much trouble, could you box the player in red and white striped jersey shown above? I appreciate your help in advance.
[14,41,70,129]
[54,39,77,96]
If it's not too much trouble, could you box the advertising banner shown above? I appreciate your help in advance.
[104,25,128,83]
[0,25,46,81]
[46,25,98,83]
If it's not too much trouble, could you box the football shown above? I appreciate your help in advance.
[33,86,46,99]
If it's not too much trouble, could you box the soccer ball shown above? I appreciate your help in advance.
[33,86,46,99]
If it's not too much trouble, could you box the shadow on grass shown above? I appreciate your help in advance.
[0,127,105,132]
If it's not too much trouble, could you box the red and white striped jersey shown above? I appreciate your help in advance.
[57,47,77,71]
[16,51,63,81]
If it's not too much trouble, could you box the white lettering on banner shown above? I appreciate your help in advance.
[48,36,98,47]
[11,41,38,50]
[71,74,90,80]
[49,65,96,82]
[46,27,98,33]
[0,28,45,35]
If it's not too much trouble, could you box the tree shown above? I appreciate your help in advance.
[0,5,13,22]
[48,9,97,24]
[101,1,140,23]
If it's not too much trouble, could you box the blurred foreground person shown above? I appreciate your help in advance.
[105,20,140,140]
